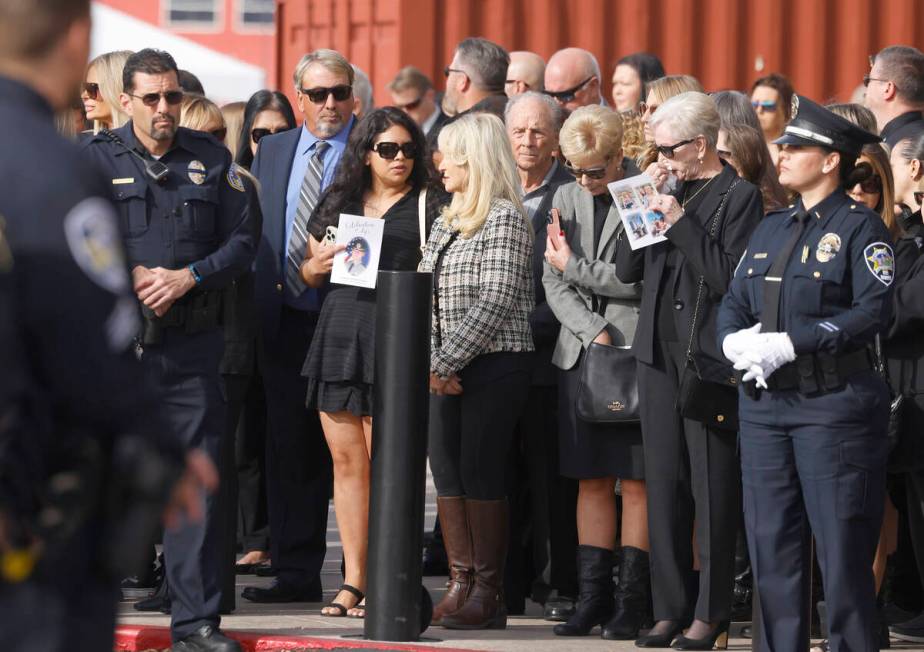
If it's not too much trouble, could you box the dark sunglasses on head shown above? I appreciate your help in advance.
[543,76,594,103]
[372,141,419,160]
[751,100,777,112]
[848,162,883,194]
[129,90,184,106]
[396,97,423,111]
[565,159,609,180]
[656,138,696,159]
[82,82,99,100]
[299,85,352,104]
[251,127,285,144]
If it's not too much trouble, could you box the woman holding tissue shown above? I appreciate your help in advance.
[717,96,892,652]
[614,91,763,649]
[542,104,651,640]
[299,107,446,618]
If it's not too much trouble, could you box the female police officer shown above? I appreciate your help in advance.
[717,96,893,652]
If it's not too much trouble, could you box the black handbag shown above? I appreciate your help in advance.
[676,179,740,432]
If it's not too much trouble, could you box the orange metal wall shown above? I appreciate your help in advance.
[275,0,924,112]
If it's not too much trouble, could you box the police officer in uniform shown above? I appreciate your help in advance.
[81,49,257,652]
[718,96,893,652]
[0,3,216,651]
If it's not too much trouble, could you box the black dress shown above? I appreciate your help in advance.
[558,192,645,481]
[302,189,432,416]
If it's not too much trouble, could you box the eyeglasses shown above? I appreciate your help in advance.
[543,76,594,103]
[371,141,419,160]
[395,96,423,111]
[717,148,733,160]
[565,159,610,180]
[656,138,696,159]
[82,82,99,100]
[444,66,468,79]
[209,127,226,141]
[639,101,658,116]
[251,127,285,144]
[848,162,883,194]
[863,74,892,88]
[299,85,353,104]
[129,90,184,106]
[751,100,778,112]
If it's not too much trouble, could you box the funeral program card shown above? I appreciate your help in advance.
[330,213,385,289]
[607,174,668,250]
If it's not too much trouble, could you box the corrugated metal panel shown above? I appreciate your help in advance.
[275,0,924,112]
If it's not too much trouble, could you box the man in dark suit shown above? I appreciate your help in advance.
[245,48,356,603]
[865,45,924,149]
[503,91,579,618]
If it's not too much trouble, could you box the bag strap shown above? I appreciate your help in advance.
[685,178,740,370]
[418,187,428,252]
[432,231,458,346]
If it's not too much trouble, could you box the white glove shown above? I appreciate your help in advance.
[722,323,762,365]
[739,333,796,389]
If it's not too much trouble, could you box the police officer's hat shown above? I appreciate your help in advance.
[773,95,881,157]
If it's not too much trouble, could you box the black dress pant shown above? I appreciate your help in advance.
[637,338,740,622]
[259,306,331,585]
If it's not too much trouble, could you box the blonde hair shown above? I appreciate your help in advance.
[637,74,706,168]
[438,113,524,238]
[293,49,354,91]
[180,94,225,133]
[88,50,132,132]
[619,110,646,160]
[221,101,246,159]
[559,104,624,164]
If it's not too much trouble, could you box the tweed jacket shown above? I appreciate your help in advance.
[419,198,535,377]
[543,182,643,371]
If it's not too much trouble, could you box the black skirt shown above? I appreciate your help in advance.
[558,352,645,480]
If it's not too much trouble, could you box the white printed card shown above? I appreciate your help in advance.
[329,213,385,289]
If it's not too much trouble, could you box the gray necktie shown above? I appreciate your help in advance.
[286,141,330,297]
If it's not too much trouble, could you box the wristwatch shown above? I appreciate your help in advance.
[188,263,202,285]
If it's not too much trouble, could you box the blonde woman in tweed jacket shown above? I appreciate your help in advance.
[418,112,535,630]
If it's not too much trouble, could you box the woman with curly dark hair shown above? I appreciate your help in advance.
[299,107,448,618]
[235,90,297,170]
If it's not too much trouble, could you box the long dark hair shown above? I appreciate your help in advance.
[235,90,297,169]
[315,107,430,226]
[723,124,788,211]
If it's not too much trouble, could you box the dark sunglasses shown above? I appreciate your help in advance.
[717,148,733,160]
[251,127,285,144]
[565,159,609,180]
[656,138,696,159]
[396,97,423,111]
[443,66,467,79]
[372,141,419,160]
[848,162,882,194]
[299,85,352,104]
[863,74,891,88]
[751,100,777,112]
[129,90,184,106]
[543,76,594,103]
[209,127,227,141]
[82,82,99,100]
[639,101,658,116]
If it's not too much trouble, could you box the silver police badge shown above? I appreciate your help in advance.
[187,159,207,185]
[816,233,841,263]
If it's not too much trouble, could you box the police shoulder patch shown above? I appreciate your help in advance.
[864,241,895,286]
[64,197,130,295]
[227,163,246,192]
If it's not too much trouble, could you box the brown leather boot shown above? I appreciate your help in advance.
[440,498,508,630]
[430,496,473,626]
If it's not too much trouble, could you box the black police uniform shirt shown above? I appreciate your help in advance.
[0,76,184,502]
[717,190,894,356]
[80,123,257,291]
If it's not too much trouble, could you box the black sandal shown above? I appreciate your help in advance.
[321,583,364,617]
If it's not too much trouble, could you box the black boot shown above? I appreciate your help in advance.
[553,545,614,636]
[601,546,652,639]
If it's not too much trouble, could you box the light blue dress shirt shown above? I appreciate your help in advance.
[283,116,354,311]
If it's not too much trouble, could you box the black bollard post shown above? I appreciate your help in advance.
[364,271,433,641]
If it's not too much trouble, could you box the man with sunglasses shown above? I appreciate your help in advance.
[387,66,445,137]
[543,48,605,116]
[82,47,258,652]
[244,48,356,606]
[865,46,924,149]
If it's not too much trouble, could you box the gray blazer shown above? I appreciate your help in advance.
[543,181,643,371]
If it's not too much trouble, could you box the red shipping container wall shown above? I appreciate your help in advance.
[275,0,924,116]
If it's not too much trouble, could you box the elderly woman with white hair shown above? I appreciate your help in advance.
[419,112,535,630]
[615,91,763,648]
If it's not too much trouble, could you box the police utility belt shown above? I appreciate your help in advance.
[141,289,222,345]
[744,348,873,397]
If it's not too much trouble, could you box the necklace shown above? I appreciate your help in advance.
[682,174,718,208]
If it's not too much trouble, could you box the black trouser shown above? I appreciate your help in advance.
[144,329,227,641]
[429,352,533,500]
[637,338,740,623]
[259,307,331,586]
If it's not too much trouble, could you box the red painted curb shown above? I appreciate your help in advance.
[114,625,478,651]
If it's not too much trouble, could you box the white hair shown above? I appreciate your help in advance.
[649,91,720,149]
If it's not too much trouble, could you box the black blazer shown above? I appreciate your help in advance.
[615,164,763,381]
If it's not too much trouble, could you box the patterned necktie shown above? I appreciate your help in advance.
[760,209,809,332]
[286,141,330,297]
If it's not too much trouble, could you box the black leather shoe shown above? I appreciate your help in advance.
[544,596,577,622]
[254,565,278,577]
[171,625,241,652]
[635,620,685,647]
[134,573,170,613]
[241,577,322,603]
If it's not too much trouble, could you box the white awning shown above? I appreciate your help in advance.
[90,2,265,104]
